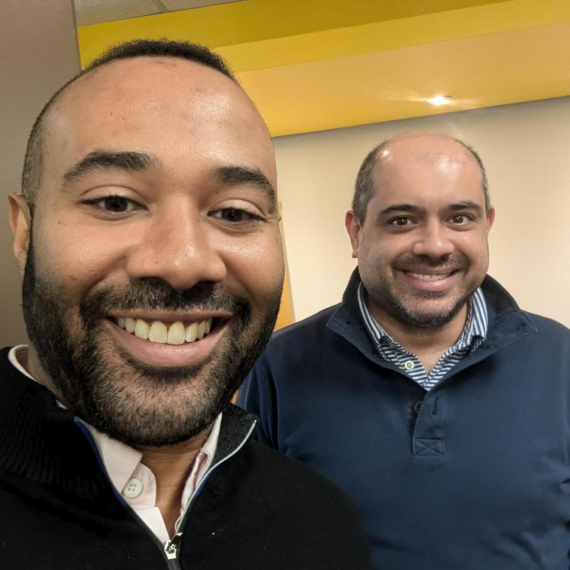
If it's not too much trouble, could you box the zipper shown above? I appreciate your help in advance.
[164,532,183,569]
[75,416,256,569]
[159,420,258,567]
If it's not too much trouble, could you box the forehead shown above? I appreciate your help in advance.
[43,57,275,184]
[371,136,484,206]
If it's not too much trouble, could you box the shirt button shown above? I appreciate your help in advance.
[404,360,415,371]
[123,478,143,498]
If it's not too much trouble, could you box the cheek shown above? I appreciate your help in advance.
[34,218,127,297]
[457,234,489,263]
[220,232,285,301]
[359,234,403,268]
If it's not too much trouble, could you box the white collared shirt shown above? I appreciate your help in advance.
[8,345,221,544]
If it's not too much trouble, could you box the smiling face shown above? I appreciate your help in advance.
[10,57,284,446]
[346,134,494,331]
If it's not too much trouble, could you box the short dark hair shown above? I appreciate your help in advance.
[21,39,237,213]
[352,135,491,222]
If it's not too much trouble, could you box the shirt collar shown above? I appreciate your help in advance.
[357,282,488,351]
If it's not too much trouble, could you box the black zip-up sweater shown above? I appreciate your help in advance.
[0,348,372,570]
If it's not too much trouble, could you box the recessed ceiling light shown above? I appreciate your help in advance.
[426,96,452,106]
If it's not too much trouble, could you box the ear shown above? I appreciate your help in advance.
[345,210,363,259]
[486,206,496,234]
[8,193,32,276]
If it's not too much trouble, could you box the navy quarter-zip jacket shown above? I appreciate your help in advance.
[238,271,570,570]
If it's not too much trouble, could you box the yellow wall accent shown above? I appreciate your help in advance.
[274,273,294,331]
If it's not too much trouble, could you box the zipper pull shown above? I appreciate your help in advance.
[164,532,183,560]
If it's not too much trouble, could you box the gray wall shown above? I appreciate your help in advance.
[1,0,80,347]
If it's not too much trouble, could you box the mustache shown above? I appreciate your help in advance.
[80,278,251,321]
[393,253,470,272]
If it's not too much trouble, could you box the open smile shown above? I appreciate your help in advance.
[115,316,216,345]
[400,269,461,291]
[106,314,231,367]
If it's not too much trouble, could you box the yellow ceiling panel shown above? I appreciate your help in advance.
[239,21,570,135]
[76,0,570,135]
[78,0,516,66]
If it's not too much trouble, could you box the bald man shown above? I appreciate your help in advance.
[1,40,371,569]
[238,133,570,570]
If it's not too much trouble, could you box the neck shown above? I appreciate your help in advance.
[138,428,213,537]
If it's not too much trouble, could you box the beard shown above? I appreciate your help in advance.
[362,253,484,331]
[21,236,281,448]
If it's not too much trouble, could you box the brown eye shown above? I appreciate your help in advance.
[103,196,130,212]
[221,208,245,222]
[389,217,410,226]
[212,207,263,225]
[82,195,141,215]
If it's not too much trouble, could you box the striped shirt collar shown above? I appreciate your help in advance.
[357,283,488,353]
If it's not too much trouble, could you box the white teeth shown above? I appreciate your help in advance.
[185,322,198,343]
[118,316,215,345]
[409,272,449,281]
[167,322,185,345]
[135,319,150,340]
[149,321,168,344]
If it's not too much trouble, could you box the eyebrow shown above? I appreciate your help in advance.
[214,165,277,214]
[379,204,424,217]
[378,200,484,219]
[447,201,484,214]
[63,150,159,185]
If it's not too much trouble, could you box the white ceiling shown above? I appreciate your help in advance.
[74,0,246,26]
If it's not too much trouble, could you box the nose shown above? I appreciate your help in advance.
[125,204,227,291]
[412,221,454,259]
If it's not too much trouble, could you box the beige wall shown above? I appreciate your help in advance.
[274,97,570,327]
[0,0,80,347]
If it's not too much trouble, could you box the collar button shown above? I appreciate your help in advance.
[123,478,143,499]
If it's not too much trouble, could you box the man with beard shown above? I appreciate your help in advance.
[1,40,371,569]
[238,132,570,570]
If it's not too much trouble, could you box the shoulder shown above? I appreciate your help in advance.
[201,440,372,567]
[522,311,570,342]
[234,440,370,557]
[270,305,340,344]
[244,439,349,497]
[248,304,346,383]
[259,304,342,365]
[239,440,360,516]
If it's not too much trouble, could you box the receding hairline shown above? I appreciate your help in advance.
[373,134,488,201]
[45,54,244,128]
[375,133,481,168]
[352,132,491,223]
[21,47,264,212]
